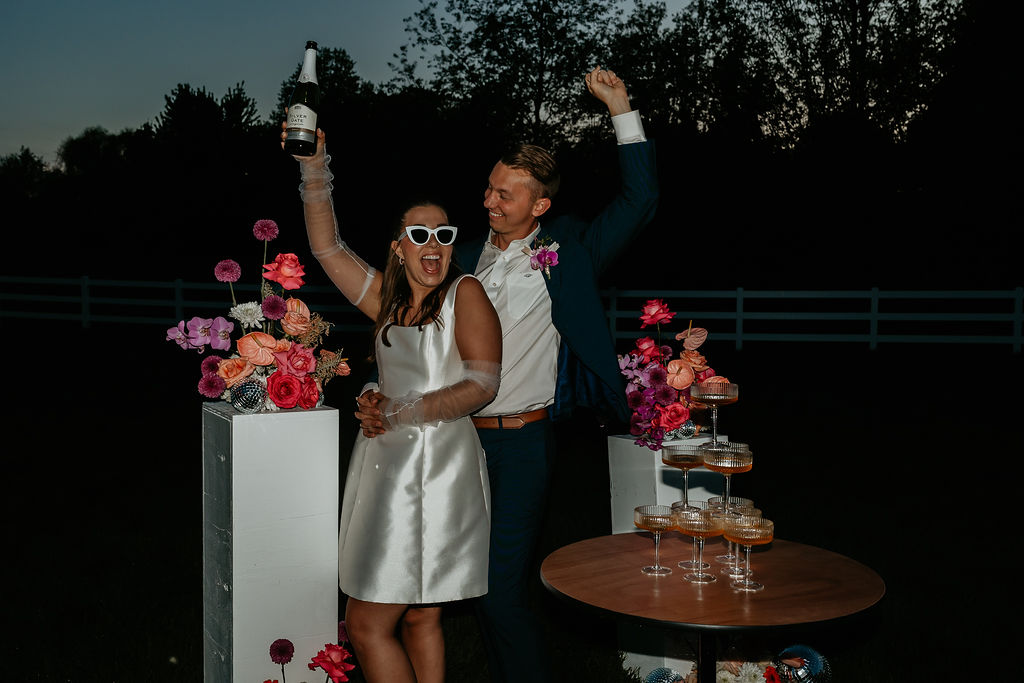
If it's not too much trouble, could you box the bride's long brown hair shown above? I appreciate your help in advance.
[370,199,462,359]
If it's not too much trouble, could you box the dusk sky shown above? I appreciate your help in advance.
[1,0,687,164]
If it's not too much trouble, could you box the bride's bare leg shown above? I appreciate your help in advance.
[401,605,444,683]
[345,598,416,682]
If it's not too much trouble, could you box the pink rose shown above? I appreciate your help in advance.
[263,253,306,290]
[633,337,662,364]
[273,343,317,378]
[267,371,302,408]
[308,643,355,682]
[298,377,321,409]
[280,298,312,336]
[639,299,675,329]
[680,349,708,371]
[655,401,690,432]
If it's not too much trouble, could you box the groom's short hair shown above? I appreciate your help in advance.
[500,144,560,200]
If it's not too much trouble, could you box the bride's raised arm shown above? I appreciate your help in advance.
[287,126,383,320]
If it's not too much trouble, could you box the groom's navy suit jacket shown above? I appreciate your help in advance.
[454,140,658,426]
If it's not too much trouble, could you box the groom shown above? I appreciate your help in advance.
[452,67,658,681]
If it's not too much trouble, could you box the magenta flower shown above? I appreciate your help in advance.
[261,295,287,321]
[167,321,190,349]
[269,638,295,665]
[198,373,226,398]
[187,316,213,349]
[253,219,280,241]
[210,316,234,351]
[640,362,668,387]
[214,259,241,283]
[200,355,222,376]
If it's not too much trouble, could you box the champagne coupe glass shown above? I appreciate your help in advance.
[700,442,752,520]
[723,518,775,591]
[674,506,725,583]
[634,505,673,576]
[689,381,738,445]
[707,495,755,565]
[661,443,705,511]
[719,509,762,577]
[671,500,709,570]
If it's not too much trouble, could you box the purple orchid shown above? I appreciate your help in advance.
[166,321,190,349]
[186,316,213,350]
[210,316,234,351]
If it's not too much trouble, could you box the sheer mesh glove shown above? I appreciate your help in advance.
[297,149,376,306]
[381,360,501,431]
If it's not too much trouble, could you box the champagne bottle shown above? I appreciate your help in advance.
[284,41,320,156]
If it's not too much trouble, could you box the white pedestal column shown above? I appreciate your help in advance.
[607,434,726,681]
[203,402,340,682]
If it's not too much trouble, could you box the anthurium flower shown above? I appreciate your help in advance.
[280,298,312,336]
[639,298,675,328]
[237,332,280,366]
[263,253,306,290]
[665,359,695,390]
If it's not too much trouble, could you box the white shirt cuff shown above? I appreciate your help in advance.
[611,110,647,144]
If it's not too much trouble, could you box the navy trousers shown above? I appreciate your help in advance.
[475,419,554,683]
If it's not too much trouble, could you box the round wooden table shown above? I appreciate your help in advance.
[540,532,885,682]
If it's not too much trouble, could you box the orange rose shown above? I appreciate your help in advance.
[680,349,708,371]
[280,298,311,336]
[237,331,280,366]
[665,359,695,390]
[217,357,255,388]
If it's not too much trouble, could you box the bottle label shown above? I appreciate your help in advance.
[286,103,318,141]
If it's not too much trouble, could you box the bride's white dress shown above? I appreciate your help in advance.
[338,275,491,604]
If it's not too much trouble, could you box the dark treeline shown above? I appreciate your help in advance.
[0,0,1014,290]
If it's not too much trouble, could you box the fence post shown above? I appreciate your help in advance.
[736,287,744,350]
[870,287,879,350]
[80,276,91,329]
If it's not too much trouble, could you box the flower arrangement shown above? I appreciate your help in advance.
[617,299,730,451]
[166,218,351,412]
[265,630,356,683]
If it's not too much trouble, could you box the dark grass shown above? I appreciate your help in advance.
[5,321,1021,681]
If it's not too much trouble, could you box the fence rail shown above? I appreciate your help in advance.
[2,276,1021,352]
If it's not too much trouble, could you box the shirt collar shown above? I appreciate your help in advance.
[485,224,543,253]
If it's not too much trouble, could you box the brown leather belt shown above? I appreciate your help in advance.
[471,408,548,430]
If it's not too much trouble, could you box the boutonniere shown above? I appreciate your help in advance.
[523,235,560,279]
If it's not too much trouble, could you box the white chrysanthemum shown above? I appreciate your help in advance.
[736,663,764,683]
[229,301,265,329]
[716,670,736,683]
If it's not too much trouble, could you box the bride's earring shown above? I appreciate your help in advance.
[396,250,405,265]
